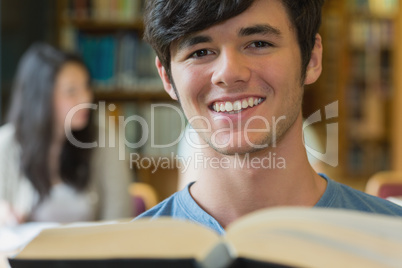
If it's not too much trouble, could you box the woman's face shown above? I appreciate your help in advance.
[53,62,93,133]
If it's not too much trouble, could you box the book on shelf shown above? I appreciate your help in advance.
[349,15,394,49]
[347,0,398,17]
[73,31,161,92]
[116,32,139,89]
[65,0,144,22]
[8,207,402,268]
[60,0,160,93]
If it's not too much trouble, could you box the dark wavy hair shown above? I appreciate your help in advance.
[7,43,95,199]
[144,0,325,82]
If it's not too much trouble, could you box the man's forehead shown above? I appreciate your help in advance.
[169,0,293,54]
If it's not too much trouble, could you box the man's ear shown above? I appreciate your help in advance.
[304,34,323,85]
[156,57,178,100]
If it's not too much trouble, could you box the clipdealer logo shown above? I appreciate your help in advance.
[303,101,338,167]
[64,101,339,168]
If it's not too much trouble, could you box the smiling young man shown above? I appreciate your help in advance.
[136,0,402,234]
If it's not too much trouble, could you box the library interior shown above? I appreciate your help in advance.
[1,0,402,267]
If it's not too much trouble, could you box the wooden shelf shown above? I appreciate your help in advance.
[57,0,180,200]
[94,90,171,102]
[347,9,398,20]
[64,18,144,32]
[315,0,400,178]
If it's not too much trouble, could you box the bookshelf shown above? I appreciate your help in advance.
[57,0,402,194]
[392,1,402,172]
[57,0,181,201]
[63,19,144,31]
[314,0,400,181]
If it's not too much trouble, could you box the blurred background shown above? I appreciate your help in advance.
[0,0,401,199]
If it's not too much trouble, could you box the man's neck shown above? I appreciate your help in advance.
[188,120,327,228]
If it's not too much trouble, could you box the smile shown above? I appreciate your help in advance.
[211,97,265,114]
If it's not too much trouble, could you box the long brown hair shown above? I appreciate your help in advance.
[7,43,95,199]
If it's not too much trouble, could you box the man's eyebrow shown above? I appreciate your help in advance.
[177,35,212,51]
[238,24,282,37]
[175,24,281,52]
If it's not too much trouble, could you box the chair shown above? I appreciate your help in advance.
[365,171,402,199]
[129,182,159,216]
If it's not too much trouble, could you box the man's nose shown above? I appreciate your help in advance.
[211,49,251,87]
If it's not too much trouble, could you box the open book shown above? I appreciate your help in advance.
[8,207,402,268]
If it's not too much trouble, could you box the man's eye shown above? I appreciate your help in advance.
[191,49,211,58]
[249,41,272,48]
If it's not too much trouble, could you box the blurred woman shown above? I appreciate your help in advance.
[0,43,132,226]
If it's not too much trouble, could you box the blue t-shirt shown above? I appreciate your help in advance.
[135,174,402,235]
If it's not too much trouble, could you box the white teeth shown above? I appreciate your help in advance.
[233,101,242,111]
[220,103,226,112]
[225,102,233,112]
[242,100,248,109]
[248,98,254,107]
[213,97,264,113]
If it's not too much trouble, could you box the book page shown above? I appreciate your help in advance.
[14,218,221,262]
[225,207,402,268]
